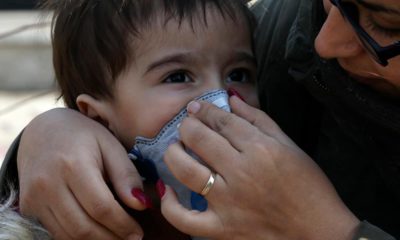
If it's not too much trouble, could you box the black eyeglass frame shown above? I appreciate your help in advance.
[330,0,400,66]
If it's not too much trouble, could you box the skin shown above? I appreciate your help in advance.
[18,6,257,240]
[316,0,400,97]
[161,98,360,240]
[76,9,258,149]
[18,109,145,240]
[159,0,400,238]
[16,0,400,239]
[75,8,258,239]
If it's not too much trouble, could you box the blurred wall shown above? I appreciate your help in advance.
[0,7,60,163]
[0,10,54,90]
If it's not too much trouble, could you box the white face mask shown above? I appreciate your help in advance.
[129,89,230,211]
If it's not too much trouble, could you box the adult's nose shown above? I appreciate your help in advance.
[314,5,364,60]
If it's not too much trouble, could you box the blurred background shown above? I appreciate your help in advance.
[0,1,63,164]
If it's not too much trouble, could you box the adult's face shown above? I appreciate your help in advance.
[315,0,400,97]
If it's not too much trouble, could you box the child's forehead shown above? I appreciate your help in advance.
[129,1,250,35]
[126,3,253,56]
[126,17,253,75]
[143,6,245,32]
[131,8,252,55]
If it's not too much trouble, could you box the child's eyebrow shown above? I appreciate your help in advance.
[145,51,256,74]
[233,52,256,65]
[146,53,195,73]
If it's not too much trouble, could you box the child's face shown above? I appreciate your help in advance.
[90,8,258,148]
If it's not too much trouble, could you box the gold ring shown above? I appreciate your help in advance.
[200,172,217,196]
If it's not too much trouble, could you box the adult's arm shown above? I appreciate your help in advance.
[1,108,146,240]
[160,98,396,240]
[251,0,397,238]
[157,0,397,238]
[160,98,360,240]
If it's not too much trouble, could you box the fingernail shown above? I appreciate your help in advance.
[187,101,201,114]
[131,188,153,209]
[156,179,166,199]
[127,233,143,240]
[227,88,245,102]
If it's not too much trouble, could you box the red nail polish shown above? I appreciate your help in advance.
[131,188,153,209]
[227,88,245,102]
[156,179,166,199]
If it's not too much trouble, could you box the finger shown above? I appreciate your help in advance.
[27,207,72,240]
[160,186,221,237]
[99,134,146,210]
[178,116,240,175]
[229,96,296,146]
[67,165,143,239]
[164,142,225,199]
[18,177,73,240]
[49,186,121,240]
[186,100,266,152]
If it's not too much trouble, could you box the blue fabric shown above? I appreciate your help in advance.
[191,192,208,212]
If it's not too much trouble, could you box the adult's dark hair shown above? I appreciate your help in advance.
[41,0,256,109]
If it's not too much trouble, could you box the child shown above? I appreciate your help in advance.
[1,0,259,239]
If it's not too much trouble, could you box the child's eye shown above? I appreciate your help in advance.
[163,72,192,83]
[226,69,251,83]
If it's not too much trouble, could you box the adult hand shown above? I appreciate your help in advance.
[17,108,146,240]
[161,96,360,240]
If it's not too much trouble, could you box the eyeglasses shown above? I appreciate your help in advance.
[330,0,400,66]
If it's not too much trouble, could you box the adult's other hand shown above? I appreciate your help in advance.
[162,96,360,240]
[17,108,145,240]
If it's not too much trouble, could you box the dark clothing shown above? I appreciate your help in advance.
[1,0,399,238]
[0,0,39,9]
[252,0,399,237]
[0,133,20,196]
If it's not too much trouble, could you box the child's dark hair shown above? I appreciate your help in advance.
[42,0,256,109]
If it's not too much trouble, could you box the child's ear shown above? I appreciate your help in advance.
[76,94,112,128]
